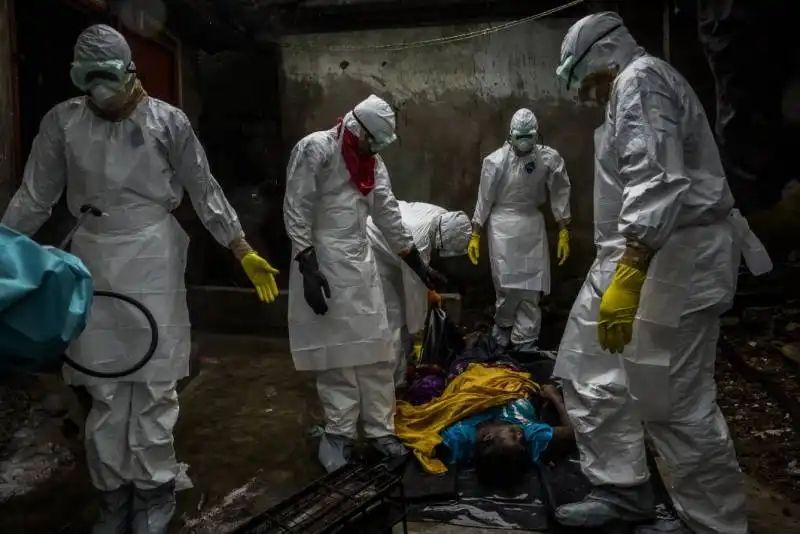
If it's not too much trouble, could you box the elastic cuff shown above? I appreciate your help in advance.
[230,237,254,261]
[620,240,654,270]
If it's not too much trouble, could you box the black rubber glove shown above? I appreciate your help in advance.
[296,247,331,315]
[401,245,448,291]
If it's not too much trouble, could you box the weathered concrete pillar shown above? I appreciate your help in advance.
[0,0,16,212]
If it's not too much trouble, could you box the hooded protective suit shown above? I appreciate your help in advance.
[283,95,414,472]
[553,12,773,534]
[472,109,571,349]
[367,201,471,385]
[1,25,255,534]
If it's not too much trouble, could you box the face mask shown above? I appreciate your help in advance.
[513,138,535,153]
[368,138,390,154]
[89,84,120,108]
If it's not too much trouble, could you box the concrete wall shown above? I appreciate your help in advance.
[280,19,605,295]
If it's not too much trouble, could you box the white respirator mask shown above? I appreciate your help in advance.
[89,84,120,108]
[513,137,535,153]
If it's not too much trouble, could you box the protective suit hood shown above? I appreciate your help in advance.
[557,11,644,88]
[509,108,538,153]
[71,24,137,99]
[352,94,398,148]
[74,24,132,64]
[436,211,471,257]
[509,108,538,137]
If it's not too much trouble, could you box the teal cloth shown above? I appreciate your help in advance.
[0,224,93,372]
[440,398,554,465]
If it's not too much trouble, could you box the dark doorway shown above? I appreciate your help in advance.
[12,0,107,244]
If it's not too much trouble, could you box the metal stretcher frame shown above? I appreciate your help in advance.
[232,462,408,534]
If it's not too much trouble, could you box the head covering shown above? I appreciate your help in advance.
[556,12,643,89]
[437,211,472,257]
[71,25,136,94]
[509,108,538,136]
[352,94,398,147]
[74,24,134,67]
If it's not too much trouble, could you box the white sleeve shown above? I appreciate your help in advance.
[370,158,413,254]
[472,155,500,227]
[613,73,691,250]
[283,137,323,253]
[1,109,67,236]
[544,148,572,224]
[170,110,244,248]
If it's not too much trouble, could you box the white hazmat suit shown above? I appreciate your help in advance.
[1,25,260,534]
[284,95,416,473]
[472,109,572,350]
[367,201,471,386]
[553,12,773,534]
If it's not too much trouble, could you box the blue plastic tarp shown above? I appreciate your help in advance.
[0,224,93,373]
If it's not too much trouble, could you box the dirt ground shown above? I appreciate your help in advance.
[716,299,800,503]
[1,320,800,533]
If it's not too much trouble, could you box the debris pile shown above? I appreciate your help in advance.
[717,295,800,502]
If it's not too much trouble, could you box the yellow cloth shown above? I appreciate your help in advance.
[395,363,539,474]
[597,262,646,353]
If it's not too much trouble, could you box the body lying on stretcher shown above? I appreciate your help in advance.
[395,360,574,489]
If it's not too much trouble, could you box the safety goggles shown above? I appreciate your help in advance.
[353,111,397,153]
[510,132,536,142]
[70,59,134,92]
[556,24,621,90]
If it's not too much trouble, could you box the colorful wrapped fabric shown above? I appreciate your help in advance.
[395,363,539,474]
[405,365,447,406]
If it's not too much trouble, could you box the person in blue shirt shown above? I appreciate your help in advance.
[438,384,574,489]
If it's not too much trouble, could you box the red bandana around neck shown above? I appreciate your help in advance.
[337,118,376,196]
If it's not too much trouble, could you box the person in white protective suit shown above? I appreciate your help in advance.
[552,12,774,534]
[0,25,280,534]
[366,201,472,387]
[468,109,572,352]
[283,94,447,473]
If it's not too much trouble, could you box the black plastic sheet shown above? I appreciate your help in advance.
[403,449,684,533]
[405,463,549,531]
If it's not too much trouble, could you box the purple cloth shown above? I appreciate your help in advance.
[406,365,447,406]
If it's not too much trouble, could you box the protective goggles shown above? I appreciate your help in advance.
[353,111,397,153]
[70,59,134,92]
[510,131,536,142]
[556,24,621,90]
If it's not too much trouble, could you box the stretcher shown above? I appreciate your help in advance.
[232,462,408,534]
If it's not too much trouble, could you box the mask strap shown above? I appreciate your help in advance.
[352,111,375,140]
[566,24,622,90]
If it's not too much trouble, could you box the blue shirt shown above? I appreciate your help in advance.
[440,398,554,466]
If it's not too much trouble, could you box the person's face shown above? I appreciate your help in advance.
[356,133,373,157]
[577,67,618,106]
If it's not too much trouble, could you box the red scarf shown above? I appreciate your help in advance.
[337,118,376,196]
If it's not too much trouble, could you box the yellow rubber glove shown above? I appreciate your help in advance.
[241,252,280,303]
[412,336,423,363]
[557,228,570,266]
[597,263,647,353]
[468,232,481,265]
[428,290,443,307]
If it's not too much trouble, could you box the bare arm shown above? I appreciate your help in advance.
[540,385,575,451]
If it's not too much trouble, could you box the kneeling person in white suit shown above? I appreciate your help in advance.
[367,201,472,387]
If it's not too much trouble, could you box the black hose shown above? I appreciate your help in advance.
[62,290,158,378]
